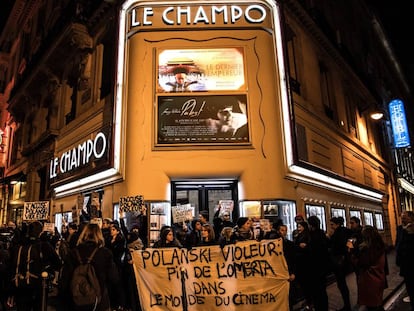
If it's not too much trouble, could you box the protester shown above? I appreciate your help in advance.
[200,223,216,246]
[184,219,202,248]
[232,217,254,241]
[277,224,297,311]
[307,216,330,311]
[294,221,313,310]
[102,218,113,248]
[396,211,414,310]
[218,227,235,248]
[59,223,120,311]
[66,222,80,249]
[108,222,127,310]
[328,217,352,311]
[9,221,62,311]
[153,226,182,248]
[350,225,387,311]
[292,214,305,241]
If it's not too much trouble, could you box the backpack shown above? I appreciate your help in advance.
[13,243,43,288]
[70,247,101,311]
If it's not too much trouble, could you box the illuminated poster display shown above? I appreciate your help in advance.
[157,95,249,145]
[158,48,246,92]
[388,99,410,148]
[156,47,249,146]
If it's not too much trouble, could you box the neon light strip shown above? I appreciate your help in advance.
[289,165,383,202]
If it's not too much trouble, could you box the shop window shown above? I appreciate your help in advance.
[54,212,73,234]
[375,213,384,230]
[263,200,297,240]
[305,204,327,231]
[364,211,374,226]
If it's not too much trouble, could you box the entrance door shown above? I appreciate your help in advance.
[171,179,238,223]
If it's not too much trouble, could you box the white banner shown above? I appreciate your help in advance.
[132,239,290,311]
[23,201,50,221]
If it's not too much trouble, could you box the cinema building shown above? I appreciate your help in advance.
[1,0,412,245]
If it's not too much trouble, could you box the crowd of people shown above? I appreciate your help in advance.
[0,208,410,311]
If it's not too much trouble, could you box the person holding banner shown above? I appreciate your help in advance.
[59,223,119,311]
[200,223,216,246]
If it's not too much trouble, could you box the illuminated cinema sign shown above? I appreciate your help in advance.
[127,3,272,31]
[49,132,108,179]
[389,99,411,148]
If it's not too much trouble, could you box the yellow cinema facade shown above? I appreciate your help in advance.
[45,0,394,244]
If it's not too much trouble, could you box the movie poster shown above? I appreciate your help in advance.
[157,94,249,145]
[158,48,246,92]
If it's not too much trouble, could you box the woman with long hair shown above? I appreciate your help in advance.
[200,223,216,246]
[153,226,182,248]
[350,225,387,311]
[60,223,119,311]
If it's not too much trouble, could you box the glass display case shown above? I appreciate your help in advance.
[305,204,327,231]
[239,199,297,240]
[148,201,171,246]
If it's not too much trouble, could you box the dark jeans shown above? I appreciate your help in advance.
[404,276,414,311]
[333,265,351,309]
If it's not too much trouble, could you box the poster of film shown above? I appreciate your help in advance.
[120,195,145,213]
[23,201,50,221]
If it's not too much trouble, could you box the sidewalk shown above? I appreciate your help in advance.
[294,249,404,311]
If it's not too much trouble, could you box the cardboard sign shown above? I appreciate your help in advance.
[23,201,50,221]
[132,239,289,311]
[120,195,145,213]
[172,204,194,223]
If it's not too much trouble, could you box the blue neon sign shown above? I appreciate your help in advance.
[388,99,410,148]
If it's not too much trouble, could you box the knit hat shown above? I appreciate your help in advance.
[236,217,249,228]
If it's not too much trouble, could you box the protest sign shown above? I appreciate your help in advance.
[132,239,289,311]
[120,195,145,213]
[23,201,50,221]
[172,204,194,223]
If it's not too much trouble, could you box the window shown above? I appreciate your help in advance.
[349,210,361,222]
[285,24,301,94]
[305,204,327,231]
[364,211,374,226]
[319,61,337,122]
[331,207,346,226]
[375,213,384,230]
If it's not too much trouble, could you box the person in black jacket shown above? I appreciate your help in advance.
[397,211,414,310]
[8,221,62,311]
[328,217,352,311]
[308,216,330,311]
[277,224,297,311]
[59,223,119,311]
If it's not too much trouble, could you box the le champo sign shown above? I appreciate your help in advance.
[131,239,290,311]
[49,132,108,180]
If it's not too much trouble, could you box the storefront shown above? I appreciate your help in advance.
[48,0,390,245]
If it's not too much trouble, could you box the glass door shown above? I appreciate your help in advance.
[171,179,238,223]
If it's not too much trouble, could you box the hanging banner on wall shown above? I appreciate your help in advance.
[389,99,411,148]
[120,195,145,213]
[131,239,290,311]
[23,201,50,221]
